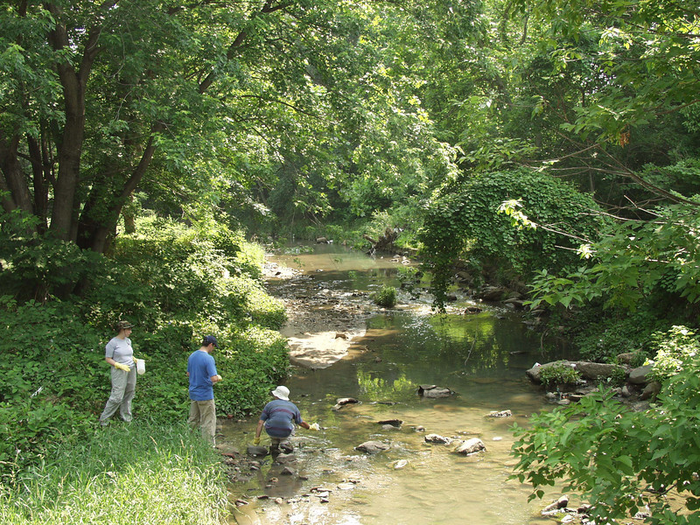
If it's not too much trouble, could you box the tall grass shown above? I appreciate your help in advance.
[0,421,229,525]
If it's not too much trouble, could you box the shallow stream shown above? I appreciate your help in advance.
[223,245,570,524]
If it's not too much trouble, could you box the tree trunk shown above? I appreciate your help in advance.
[79,132,160,253]
[46,4,101,241]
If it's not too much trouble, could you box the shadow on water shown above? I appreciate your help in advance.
[223,244,571,525]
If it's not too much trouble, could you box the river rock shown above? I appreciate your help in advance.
[486,410,512,418]
[247,445,269,457]
[617,351,641,365]
[355,441,390,454]
[526,361,575,384]
[476,285,507,302]
[628,365,653,384]
[454,438,486,455]
[526,360,625,384]
[503,297,525,309]
[332,397,360,410]
[274,453,296,464]
[393,459,409,469]
[336,397,359,406]
[640,380,661,400]
[425,433,452,444]
[575,362,625,381]
[542,495,569,515]
[418,385,454,398]
[377,419,403,428]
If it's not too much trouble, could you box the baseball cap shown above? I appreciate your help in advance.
[203,335,218,347]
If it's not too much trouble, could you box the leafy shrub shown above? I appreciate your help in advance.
[372,285,398,308]
[648,325,700,383]
[0,297,105,482]
[0,218,292,486]
[512,361,700,524]
[568,308,666,363]
[538,362,582,389]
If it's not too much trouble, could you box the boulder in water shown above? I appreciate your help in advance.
[418,385,454,398]
[377,419,403,428]
[355,441,390,454]
[247,445,269,457]
[454,438,486,456]
[425,434,452,445]
[332,397,360,410]
[486,410,512,418]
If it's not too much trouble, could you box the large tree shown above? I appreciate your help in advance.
[0,1,450,256]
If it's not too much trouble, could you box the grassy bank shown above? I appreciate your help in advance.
[0,421,228,525]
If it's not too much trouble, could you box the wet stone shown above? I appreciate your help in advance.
[486,410,512,418]
[377,419,403,427]
[355,441,390,454]
[424,434,452,444]
[454,438,486,456]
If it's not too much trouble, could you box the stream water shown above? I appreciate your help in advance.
[223,245,571,525]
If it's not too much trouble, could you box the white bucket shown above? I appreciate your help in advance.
[137,359,146,375]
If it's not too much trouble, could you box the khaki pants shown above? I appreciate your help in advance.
[99,366,137,424]
[188,399,216,445]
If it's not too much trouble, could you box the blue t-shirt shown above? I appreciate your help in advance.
[260,399,303,438]
[187,350,218,401]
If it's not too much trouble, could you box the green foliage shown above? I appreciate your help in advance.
[0,298,105,483]
[527,203,700,313]
[512,359,700,524]
[0,209,102,302]
[511,0,700,142]
[0,421,228,525]
[0,218,289,485]
[371,286,398,308]
[570,309,667,363]
[648,326,700,384]
[538,362,581,389]
[214,326,289,417]
[420,168,606,308]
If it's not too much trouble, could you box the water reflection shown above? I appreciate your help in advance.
[225,245,569,525]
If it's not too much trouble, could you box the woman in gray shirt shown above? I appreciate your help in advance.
[99,320,141,426]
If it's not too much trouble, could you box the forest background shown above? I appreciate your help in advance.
[1,0,699,524]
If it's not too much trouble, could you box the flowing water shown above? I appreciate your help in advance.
[224,245,571,525]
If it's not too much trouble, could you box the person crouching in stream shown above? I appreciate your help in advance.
[254,386,317,454]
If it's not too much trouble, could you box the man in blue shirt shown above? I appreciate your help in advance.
[187,335,222,446]
[254,385,311,454]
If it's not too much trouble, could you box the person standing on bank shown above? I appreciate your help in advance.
[254,386,313,454]
[187,335,222,446]
[99,320,142,426]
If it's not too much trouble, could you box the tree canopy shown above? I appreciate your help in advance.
[3,0,700,522]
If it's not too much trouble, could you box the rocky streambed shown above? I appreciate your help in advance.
[218,248,578,525]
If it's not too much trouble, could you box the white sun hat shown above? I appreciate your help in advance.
[271,386,290,401]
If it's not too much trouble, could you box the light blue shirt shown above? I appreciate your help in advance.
[105,337,134,367]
